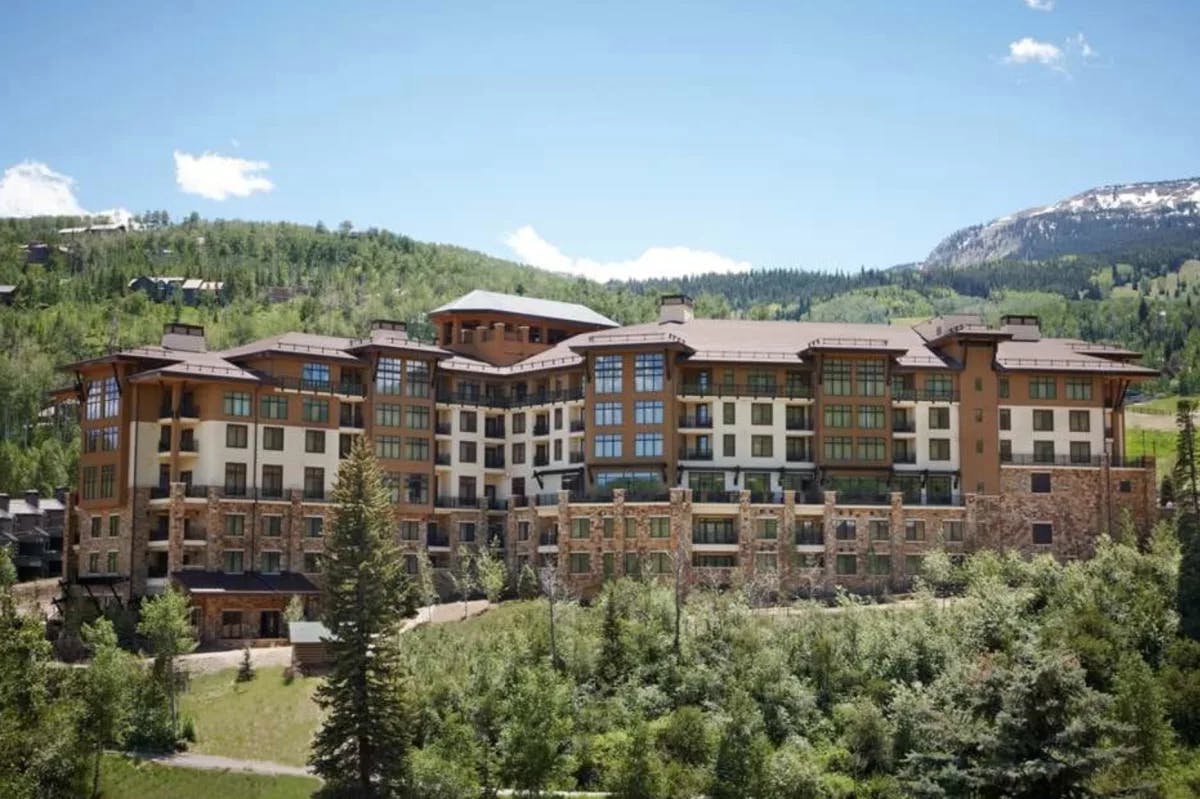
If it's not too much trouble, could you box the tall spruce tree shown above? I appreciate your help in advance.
[310,437,416,798]
[1176,400,1200,638]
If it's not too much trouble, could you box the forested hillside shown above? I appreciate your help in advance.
[3,214,1200,494]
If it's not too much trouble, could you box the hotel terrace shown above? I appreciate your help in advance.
[58,290,1158,643]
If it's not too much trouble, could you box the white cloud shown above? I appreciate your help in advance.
[0,161,88,217]
[504,225,752,282]
[1005,37,1064,66]
[0,160,130,224]
[173,150,273,201]
[1023,0,1054,11]
[1071,32,1097,58]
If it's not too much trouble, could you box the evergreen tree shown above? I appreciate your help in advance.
[310,437,416,798]
[597,584,627,690]
[235,646,255,683]
[712,690,771,799]
[136,586,196,741]
[1176,400,1200,639]
[1175,399,1200,518]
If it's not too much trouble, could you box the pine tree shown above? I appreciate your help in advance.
[1175,399,1200,518]
[310,437,416,798]
[1176,400,1200,639]
[598,584,627,690]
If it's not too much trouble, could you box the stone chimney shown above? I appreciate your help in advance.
[659,294,694,324]
[0,494,8,513]
[54,486,68,504]
[161,322,207,352]
[1000,314,1041,342]
[24,490,39,509]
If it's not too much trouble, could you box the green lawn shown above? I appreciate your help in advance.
[1126,427,1176,482]
[1128,395,1200,416]
[100,755,318,798]
[181,666,324,768]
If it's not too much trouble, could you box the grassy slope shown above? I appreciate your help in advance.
[181,666,323,768]
[100,755,318,798]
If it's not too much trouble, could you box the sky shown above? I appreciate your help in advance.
[1,0,1197,278]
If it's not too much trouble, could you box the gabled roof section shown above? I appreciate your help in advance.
[996,338,1158,375]
[220,332,360,362]
[429,290,619,328]
[345,329,451,359]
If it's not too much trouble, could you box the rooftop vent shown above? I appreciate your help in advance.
[161,323,207,353]
[658,294,694,325]
[370,319,408,335]
[24,490,39,509]
[0,494,8,513]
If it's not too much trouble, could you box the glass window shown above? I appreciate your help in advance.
[999,409,1011,430]
[304,467,325,500]
[1032,522,1053,545]
[905,519,925,541]
[376,357,403,395]
[302,362,330,389]
[824,404,853,428]
[594,434,622,458]
[634,432,663,457]
[1069,410,1090,432]
[223,549,244,574]
[750,403,773,425]
[459,411,477,433]
[823,436,853,461]
[1033,409,1055,431]
[595,355,623,394]
[649,517,669,538]
[375,403,402,427]
[261,465,283,498]
[928,439,951,461]
[261,551,281,574]
[1066,378,1092,401]
[85,381,103,420]
[262,426,284,450]
[867,554,891,575]
[751,435,773,457]
[572,517,590,538]
[857,437,886,461]
[405,437,430,460]
[928,407,950,430]
[944,520,963,542]
[302,398,329,423]
[635,353,664,392]
[857,406,885,429]
[747,370,776,394]
[758,518,778,539]
[376,435,402,459]
[835,554,857,575]
[595,402,623,426]
[824,359,852,396]
[999,378,1010,398]
[858,361,885,397]
[406,361,431,397]
[260,395,288,419]
[223,392,251,417]
[304,516,324,537]
[224,463,247,496]
[1033,441,1056,463]
[263,515,284,536]
[225,514,245,537]
[925,375,953,399]
[305,430,326,453]
[1029,377,1057,400]
[723,402,735,424]
[1070,441,1092,464]
[226,424,248,448]
[303,553,323,573]
[835,518,856,540]
[634,400,663,425]
[459,441,477,463]
[405,406,429,429]
[569,553,591,574]
[723,433,736,457]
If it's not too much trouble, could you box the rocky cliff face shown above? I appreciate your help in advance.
[925,178,1200,269]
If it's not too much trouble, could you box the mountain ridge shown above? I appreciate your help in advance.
[924,177,1200,269]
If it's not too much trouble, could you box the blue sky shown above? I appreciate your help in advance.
[1,1,1197,277]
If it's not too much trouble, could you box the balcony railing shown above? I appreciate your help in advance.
[435,495,479,508]
[680,449,714,461]
[892,420,916,433]
[785,419,814,431]
[484,423,505,439]
[184,484,213,498]
[693,530,738,545]
[533,454,550,467]
[150,525,169,542]
[509,495,529,508]
[434,452,451,466]
[892,451,917,464]
[794,528,824,546]
[484,454,506,469]
[339,409,364,428]
[622,488,671,502]
[428,532,450,548]
[434,422,452,435]
[533,422,550,436]
[183,525,206,542]
[539,531,559,547]
[679,383,813,399]
[259,374,368,396]
[159,402,201,418]
[303,488,326,501]
[257,487,286,500]
[679,416,713,429]
[692,490,741,503]
[835,492,890,505]
[569,451,585,463]
[569,419,585,432]
[150,485,171,499]
[436,386,585,409]
[1001,453,1154,468]
[892,388,959,403]
[785,451,813,463]
[749,491,784,504]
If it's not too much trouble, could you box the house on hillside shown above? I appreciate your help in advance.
[0,285,15,306]
[20,242,50,264]
[0,490,67,582]
[128,276,226,305]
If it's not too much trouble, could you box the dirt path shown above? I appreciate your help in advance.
[131,750,316,779]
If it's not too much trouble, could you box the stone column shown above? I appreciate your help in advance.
[822,490,838,583]
[737,490,753,573]
[889,492,904,584]
[671,488,692,586]
[782,490,796,590]
[205,488,221,570]
[168,482,185,575]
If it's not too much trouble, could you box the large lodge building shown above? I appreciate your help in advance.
[59,290,1158,643]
